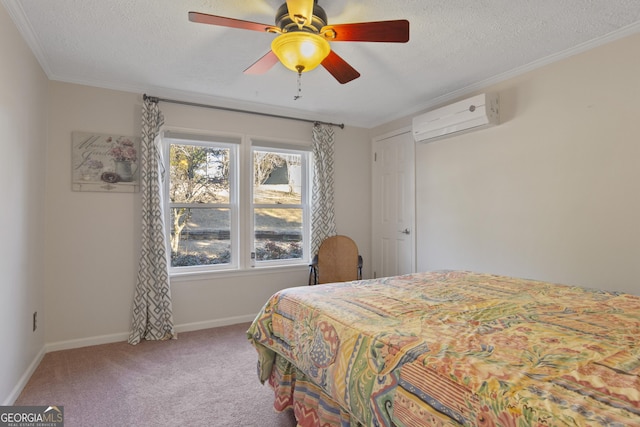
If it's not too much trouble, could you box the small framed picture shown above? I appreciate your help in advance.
[71,132,141,192]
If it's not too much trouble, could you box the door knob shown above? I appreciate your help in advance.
[400,228,410,235]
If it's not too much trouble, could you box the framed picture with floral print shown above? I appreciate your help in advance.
[71,131,141,192]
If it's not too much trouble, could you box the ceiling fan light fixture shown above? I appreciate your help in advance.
[271,32,330,73]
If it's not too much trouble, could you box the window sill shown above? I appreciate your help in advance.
[169,263,309,283]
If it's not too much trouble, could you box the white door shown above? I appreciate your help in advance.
[372,128,415,278]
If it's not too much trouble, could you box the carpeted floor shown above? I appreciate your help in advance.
[15,323,297,427]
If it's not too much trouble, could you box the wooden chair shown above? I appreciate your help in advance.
[309,235,363,285]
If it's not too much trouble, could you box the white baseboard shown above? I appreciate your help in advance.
[45,331,131,353]
[3,346,46,406]
[174,314,257,333]
[45,313,258,352]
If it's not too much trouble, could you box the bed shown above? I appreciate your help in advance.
[247,271,640,426]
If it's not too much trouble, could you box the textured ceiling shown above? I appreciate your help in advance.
[3,0,640,128]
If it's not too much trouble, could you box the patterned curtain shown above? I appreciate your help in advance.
[310,123,337,255]
[128,97,176,345]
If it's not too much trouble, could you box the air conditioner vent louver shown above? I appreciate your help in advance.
[412,93,499,143]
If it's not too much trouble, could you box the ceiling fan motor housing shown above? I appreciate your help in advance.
[275,2,328,33]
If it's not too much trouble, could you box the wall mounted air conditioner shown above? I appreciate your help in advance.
[412,93,499,143]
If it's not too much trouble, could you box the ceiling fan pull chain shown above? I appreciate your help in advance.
[294,69,303,100]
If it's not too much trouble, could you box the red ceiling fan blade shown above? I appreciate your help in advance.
[188,11,273,32]
[324,20,410,43]
[244,51,280,75]
[321,51,360,84]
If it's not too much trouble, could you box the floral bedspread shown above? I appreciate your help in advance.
[247,271,640,426]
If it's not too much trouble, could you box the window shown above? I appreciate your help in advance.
[165,135,238,271]
[252,146,309,265]
[163,132,310,274]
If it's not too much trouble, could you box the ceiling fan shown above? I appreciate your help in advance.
[189,0,410,84]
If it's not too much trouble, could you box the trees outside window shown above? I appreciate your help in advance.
[164,134,310,273]
[168,143,233,268]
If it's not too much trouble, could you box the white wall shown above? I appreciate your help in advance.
[45,84,143,345]
[43,83,372,345]
[373,32,640,295]
[0,5,48,404]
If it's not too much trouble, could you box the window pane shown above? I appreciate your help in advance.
[253,151,301,205]
[170,145,230,204]
[254,208,303,261]
[170,207,231,267]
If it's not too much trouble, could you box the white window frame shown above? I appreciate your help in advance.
[162,131,240,275]
[249,141,311,268]
[161,131,311,277]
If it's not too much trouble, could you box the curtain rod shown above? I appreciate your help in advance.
[143,94,344,129]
